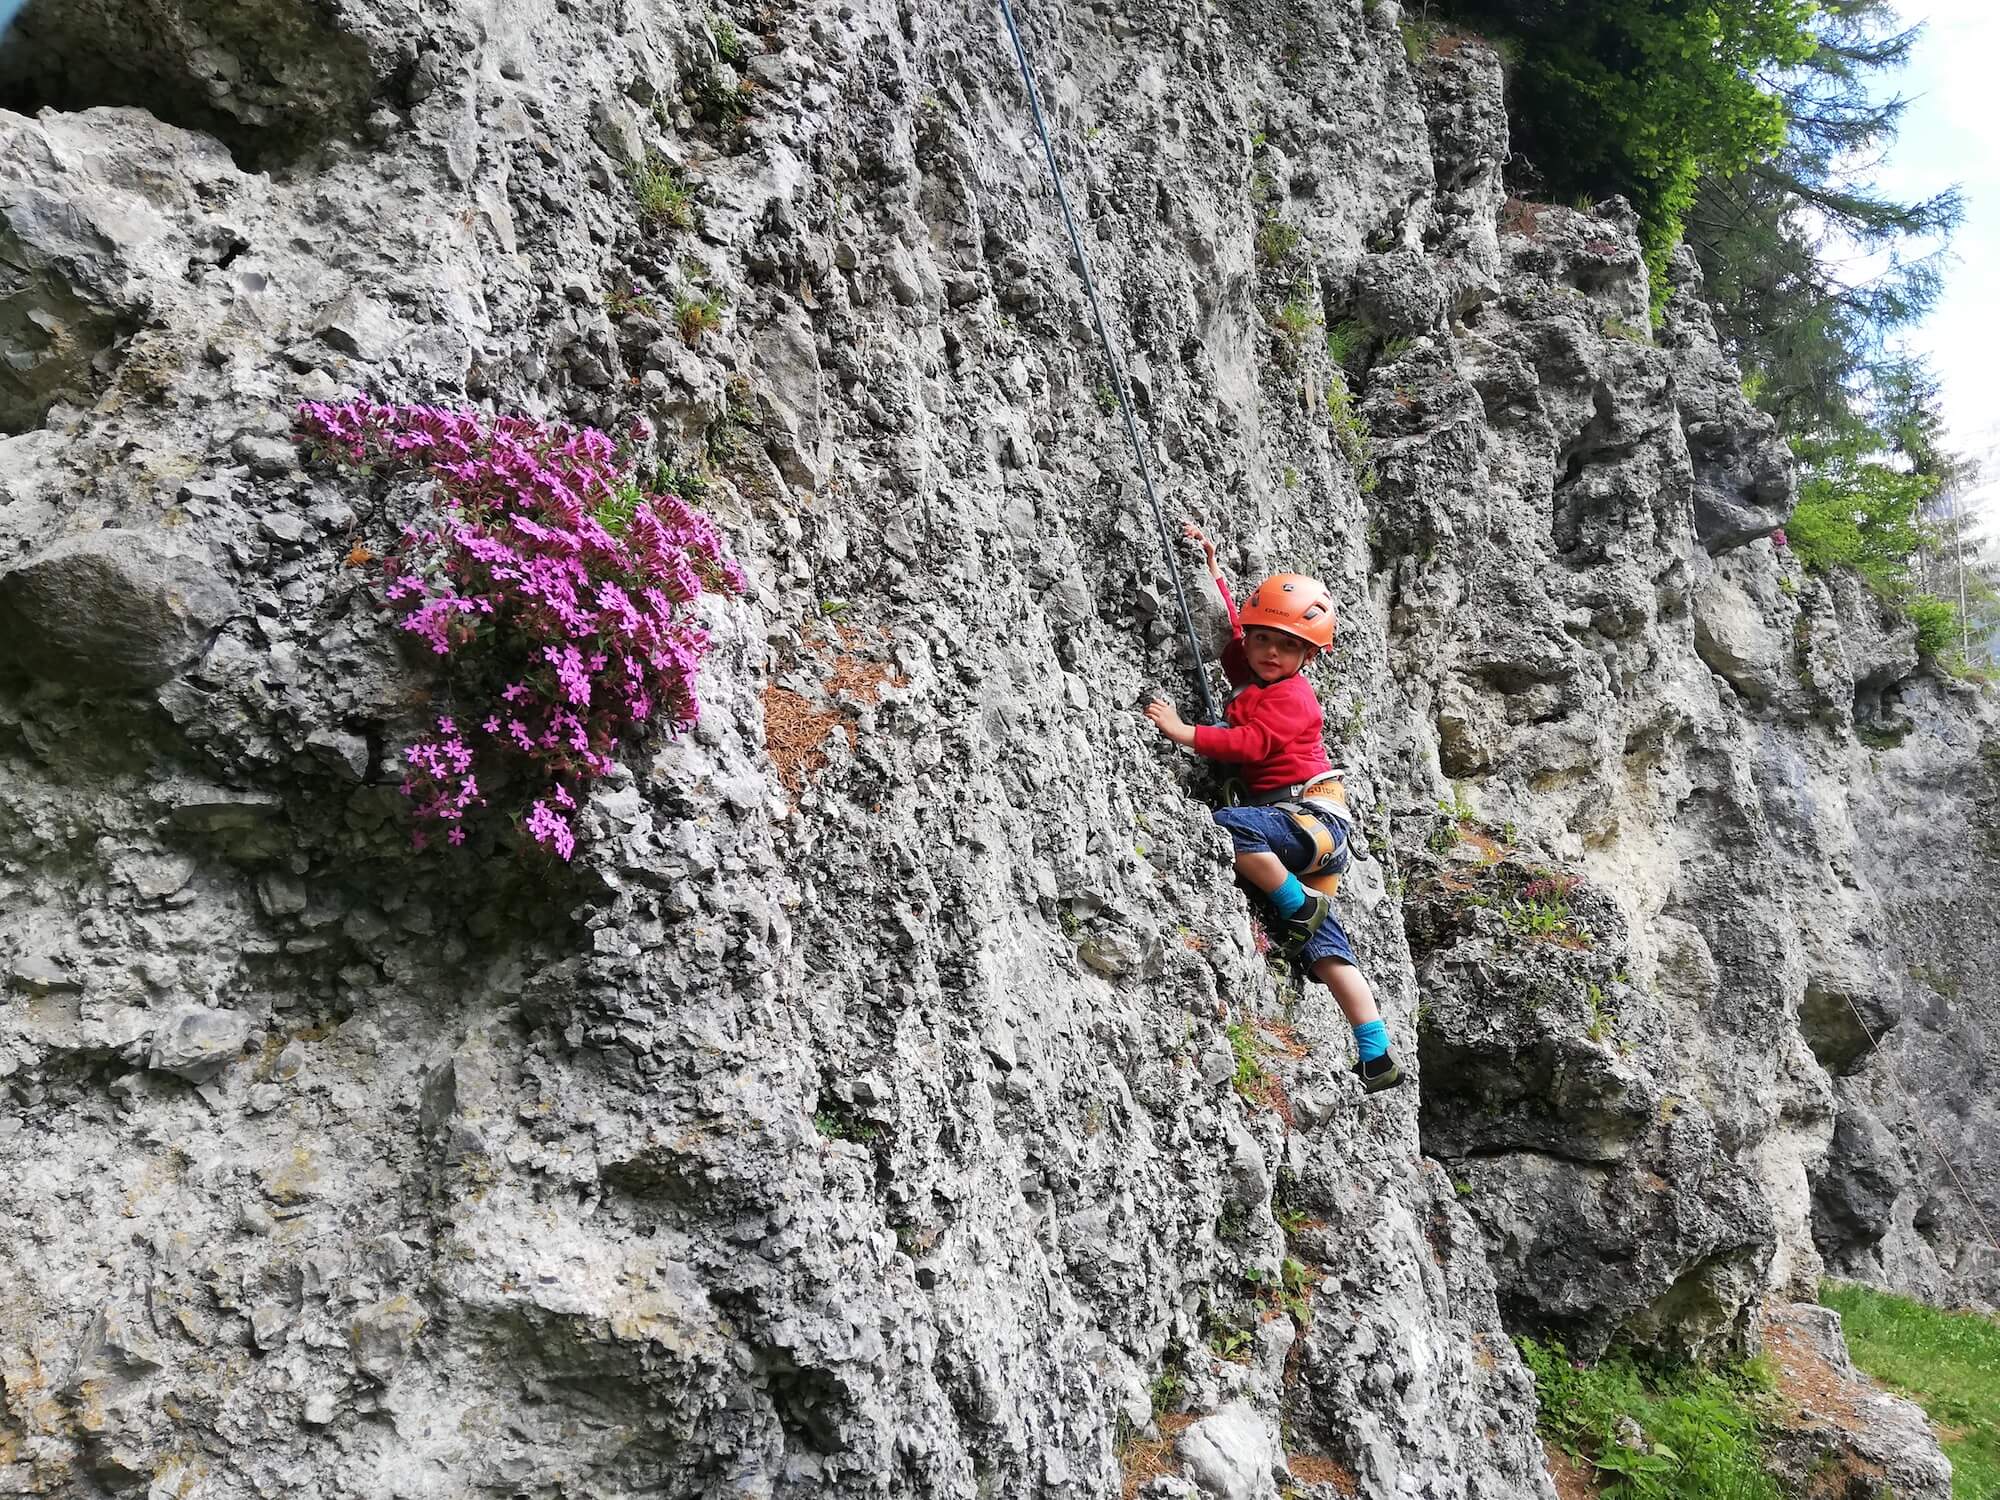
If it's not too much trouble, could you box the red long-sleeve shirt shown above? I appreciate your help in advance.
[1189,576,1334,794]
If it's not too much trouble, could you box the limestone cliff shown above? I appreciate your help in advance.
[0,0,1992,1496]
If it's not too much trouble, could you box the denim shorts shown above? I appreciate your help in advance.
[1212,805,1358,969]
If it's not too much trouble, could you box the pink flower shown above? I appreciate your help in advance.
[294,396,744,863]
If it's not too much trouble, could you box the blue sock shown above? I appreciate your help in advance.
[1268,874,1307,916]
[1353,1019,1389,1063]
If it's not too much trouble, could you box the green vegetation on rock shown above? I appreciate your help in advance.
[1520,1336,1782,1500]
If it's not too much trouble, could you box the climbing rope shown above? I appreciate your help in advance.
[993,0,1220,726]
[1837,991,2000,1260]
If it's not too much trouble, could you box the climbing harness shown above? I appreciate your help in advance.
[1224,772,1355,897]
[993,0,1220,726]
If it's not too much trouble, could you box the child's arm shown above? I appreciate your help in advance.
[1185,522,1253,687]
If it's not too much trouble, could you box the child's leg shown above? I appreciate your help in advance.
[1307,952,1393,1068]
[1234,850,1292,895]
[1212,808,1318,916]
[1309,955,1382,1028]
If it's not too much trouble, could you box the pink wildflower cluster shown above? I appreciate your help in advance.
[1519,871,1579,905]
[296,398,745,860]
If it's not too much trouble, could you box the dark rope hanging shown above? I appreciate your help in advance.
[993,0,1220,725]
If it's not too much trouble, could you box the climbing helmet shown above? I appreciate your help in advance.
[1240,572,1336,650]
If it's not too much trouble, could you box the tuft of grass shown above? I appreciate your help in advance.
[654,458,712,505]
[1225,1016,1267,1100]
[676,291,727,346]
[605,283,659,319]
[1272,298,1318,342]
[1519,1336,1782,1500]
[1823,1281,2000,1500]
[813,1108,880,1144]
[1603,314,1651,344]
[1325,318,1368,370]
[1257,218,1302,266]
[634,156,697,228]
[1584,982,1617,1044]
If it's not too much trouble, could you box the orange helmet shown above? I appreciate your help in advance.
[1241,573,1336,650]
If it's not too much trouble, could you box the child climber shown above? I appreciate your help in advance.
[1144,524,1403,1094]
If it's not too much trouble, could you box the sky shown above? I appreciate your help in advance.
[1870,1,2000,537]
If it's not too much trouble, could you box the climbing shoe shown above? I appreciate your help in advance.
[1354,1053,1404,1094]
[1268,887,1331,957]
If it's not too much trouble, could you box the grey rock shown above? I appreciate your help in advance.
[0,530,237,690]
[147,1005,253,1082]
[348,1294,427,1382]
[1177,1402,1278,1500]
[1763,1302,1953,1500]
[0,5,1981,1497]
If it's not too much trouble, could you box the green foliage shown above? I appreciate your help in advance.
[1095,382,1117,415]
[1444,0,1817,316]
[1272,1258,1317,1328]
[634,156,697,228]
[676,291,726,346]
[813,1107,880,1144]
[1149,1351,1187,1414]
[1257,217,1302,266]
[1907,595,1962,661]
[1326,318,1368,370]
[654,457,712,506]
[1824,1281,2000,1500]
[710,13,746,66]
[1602,315,1650,344]
[594,475,644,538]
[1584,982,1618,1043]
[1272,298,1318,341]
[605,284,659,320]
[1519,1337,1783,1500]
[1206,1308,1254,1362]
[1225,1017,1267,1099]
[1688,3,1962,438]
[1399,18,1438,66]
[1327,374,1376,495]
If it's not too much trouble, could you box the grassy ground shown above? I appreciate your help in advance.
[1822,1280,2000,1500]
[1519,1337,1782,1500]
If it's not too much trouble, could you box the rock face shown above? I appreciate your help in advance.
[0,529,237,689]
[0,0,1989,1497]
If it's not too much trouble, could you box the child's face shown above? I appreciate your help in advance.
[1244,626,1312,682]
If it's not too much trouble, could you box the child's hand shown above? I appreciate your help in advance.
[1145,698,1198,747]
[1181,521,1220,577]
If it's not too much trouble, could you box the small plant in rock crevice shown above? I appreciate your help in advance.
[1257,217,1302,266]
[1225,1016,1268,1100]
[1327,374,1376,494]
[634,155,697,228]
[676,290,727,346]
[294,399,744,861]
